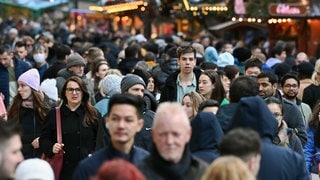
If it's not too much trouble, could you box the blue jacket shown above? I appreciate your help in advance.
[231,96,308,180]
[0,58,30,107]
[216,102,238,132]
[73,144,149,180]
[190,112,224,163]
[303,128,320,173]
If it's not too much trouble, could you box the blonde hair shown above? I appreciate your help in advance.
[311,60,320,86]
[202,156,256,180]
[182,91,206,118]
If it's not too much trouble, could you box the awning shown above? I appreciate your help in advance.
[208,21,267,31]
[0,0,68,11]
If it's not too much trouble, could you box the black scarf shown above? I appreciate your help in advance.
[149,144,192,180]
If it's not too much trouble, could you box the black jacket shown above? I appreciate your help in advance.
[40,103,100,179]
[159,68,201,103]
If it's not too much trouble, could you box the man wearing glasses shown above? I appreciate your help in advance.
[160,45,201,103]
[281,73,312,126]
[56,53,96,105]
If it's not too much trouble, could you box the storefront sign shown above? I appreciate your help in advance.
[269,3,307,17]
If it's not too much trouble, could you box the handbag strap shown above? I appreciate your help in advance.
[56,107,62,143]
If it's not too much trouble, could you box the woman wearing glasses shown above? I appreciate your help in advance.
[40,76,102,179]
[265,97,304,157]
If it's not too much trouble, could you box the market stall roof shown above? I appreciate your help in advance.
[0,0,68,11]
[208,21,266,31]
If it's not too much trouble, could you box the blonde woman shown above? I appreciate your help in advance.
[202,156,255,180]
[181,91,206,120]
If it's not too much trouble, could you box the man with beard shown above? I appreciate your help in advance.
[281,73,312,126]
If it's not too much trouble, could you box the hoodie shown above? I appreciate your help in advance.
[190,112,224,163]
[231,96,308,180]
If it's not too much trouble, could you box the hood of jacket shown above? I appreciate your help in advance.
[190,112,224,152]
[230,96,278,140]
[216,103,239,132]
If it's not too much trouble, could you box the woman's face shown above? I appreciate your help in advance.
[96,64,109,79]
[147,77,155,92]
[65,81,83,107]
[198,74,214,98]
[17,82,32,100]
[182,95,194,119]
[221,75,230,92]
[267,103,282,127]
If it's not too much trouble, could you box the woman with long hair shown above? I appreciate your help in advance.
[40,76,102,179]
[181,91,206,120]
[8,69,51,159]
[198,69,225,104]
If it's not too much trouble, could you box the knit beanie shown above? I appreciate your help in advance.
[100,75,122,96]
[66,53,86,69]
[18,68,40,91]
[217,52,234,68]
[40,79,58,101]
[121,74,146,93]
[15,158,54,180]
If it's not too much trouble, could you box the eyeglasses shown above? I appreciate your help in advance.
[66,87,81,94]
[283,84,298,89]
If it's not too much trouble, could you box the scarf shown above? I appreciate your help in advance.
[149,144,192,180]
[21,98,34,109]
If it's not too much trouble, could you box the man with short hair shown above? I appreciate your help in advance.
[257,71,307,146]
[14,41,34,68]
[295,52,309,65]
[216,76,259,132]
[244,58,262,77]
[73,94,149,179]
[56,53,95,105]
[160,46,201,103]
[138,102,207,179]
[0,120,24,179]
[265,45,286,69]
[281,73,312,126]
[0,45,30,107]
[219,128,261,176]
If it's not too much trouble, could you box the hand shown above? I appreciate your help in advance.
[0,113,7,121]
[31,137,40,149]
[52,143,64,154]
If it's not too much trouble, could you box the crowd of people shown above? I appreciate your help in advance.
[0,15,320,180]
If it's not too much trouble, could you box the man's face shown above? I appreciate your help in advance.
[282,78,299,100]
[15,46,28,60]
[106,104,143,149]
[127,84,145,98]
[245,67,261,77]
[152,113,191,163]
[178,52,196,74]
[277,51,287,61]
[0,52,14,68]
[69,64,85,77]
[257,77,276,98]
[0,134,24,179]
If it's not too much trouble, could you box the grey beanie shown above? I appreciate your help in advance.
[101,75,122,96]
[121,74,146,93]
[66,53,86,68]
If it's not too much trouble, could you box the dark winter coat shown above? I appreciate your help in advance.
[138,145,208,180]
[0,58,30,107]
[190,112,224,163]
[40,103,100,180]
[159,68,201,103]
[304,128,320,173]
[73,143,149,180]
[215,103,238,132]
[151,58,179,90]
[231,96,309,180]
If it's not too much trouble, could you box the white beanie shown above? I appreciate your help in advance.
[100,75,122,97]
[15,158,54,180]
[40,79,58,101]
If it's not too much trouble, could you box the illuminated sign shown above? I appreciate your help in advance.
[269,3,307,17]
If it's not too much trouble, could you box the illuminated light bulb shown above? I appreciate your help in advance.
[239,17,243,22]
[232,17,236,21]
[257,19,262,23]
